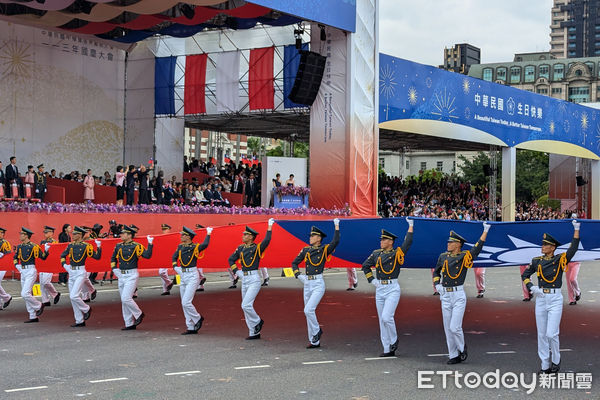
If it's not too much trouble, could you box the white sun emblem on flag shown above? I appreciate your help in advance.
[379,63,397,100]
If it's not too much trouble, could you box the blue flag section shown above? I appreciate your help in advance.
[379,54,600,158]
[154,56,177,115]
[276,218,599,268]
[283,44,309,109]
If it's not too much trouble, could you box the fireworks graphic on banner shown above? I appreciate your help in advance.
[407,86,418,105]
[581,112,588,130]
[0,40,33,80]
[462,78,470,94]
[379,63,397,100]
[431,88,458,121]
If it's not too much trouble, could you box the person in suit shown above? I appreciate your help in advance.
[5,156,23,198]
[203,184,214,203]
[232,174,244,194]
[154,170,164,205]
[125,165,137,206]
[245,173,258,206]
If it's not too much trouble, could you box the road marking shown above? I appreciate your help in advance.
[302,360,335,365]
[164,370,201,376]
[89,377,128,383]
[427,354,448,357]
[486,351,516,354]
[5,386,48,393]
[560,349,573,352]
[234,365,271,370]
[364,357,397,360]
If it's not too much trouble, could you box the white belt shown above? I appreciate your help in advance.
[21,264,36,269]
[443,285,464,292]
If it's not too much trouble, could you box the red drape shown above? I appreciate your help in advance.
[184,54,208,114]
[248,47,274,110]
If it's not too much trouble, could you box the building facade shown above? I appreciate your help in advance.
[550,0,600,59]
[441,43,481,74]
[184,128,248,164]
[379,150,479,179]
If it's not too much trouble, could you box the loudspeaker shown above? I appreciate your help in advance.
[482,165,492,176]
[576,175,587,186]
[288,51,326,106]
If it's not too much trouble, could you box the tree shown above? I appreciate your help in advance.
[458,152,497,187]
[247,137,265,156]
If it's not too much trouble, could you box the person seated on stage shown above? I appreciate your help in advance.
[212,186,229,207]
[204,184,215,204]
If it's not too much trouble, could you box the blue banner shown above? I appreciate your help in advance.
[276,218,598,268]
[379,54,600,158]
[249,0,356,32]
[283,44,308,109]
[154,57,176,115]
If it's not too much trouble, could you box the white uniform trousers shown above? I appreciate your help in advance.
[241,272,262,336]
[260,267,269,280]
[39,272,59,303]
[303,275,325,345]
[68,267,90,324]
[197,268,205,289]
[158,268,173,292]
[19,266,42,319]
[228,269,237,284]
[347,268,357,287]
[535,291,563,370]
[117,269,142,327]
[473,268,485,293]
[376,281,401,353]
[174,267,201,330]
[440,286,467,359]
[0,270,11,307]
[80,272,95,300]
[566,262,581,303]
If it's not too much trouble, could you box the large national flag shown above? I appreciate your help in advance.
[184,54,208,114]
[154,56,177,115]
[216,51,241,112]
[248,47,274,110]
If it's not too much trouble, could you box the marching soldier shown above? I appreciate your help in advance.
[228,219,274,339]
[361,218,414,357]
[521,220,580,374]
[193,224,207,292]
[110,225,153,330]
[13,227,49,322]
[80,226,98,303]
[57,226,101,327]
[0,227,13,310]
[39,226,61,306]
[291,219,340,348]
[159,223,175,295]
[35,164,47,201]
[172,226,212,334]
[433,222,490,364]
[88,224,105,285]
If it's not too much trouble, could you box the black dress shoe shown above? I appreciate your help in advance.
[254,319,264,335]
[433,292,440,296]
[353,282,358,288]
[447,356,461,365]
[346,287,354,291]
[36,303,45,317]
[389,338,399,353]
[83,308,92,321]
[261,278,269,287]
[24,318,39,323]
[196,288,204,292]
[233,277,239,286]
[121,325,136,330]
[476,293,484,298]
[306,343,320,349]
[134,312,145,327]
[550,362,560,373]
[43,301,51,307]
[91,280,99,285]
[312,328,323,343]
[161,291,170,296]
[194,316,204,331]
[569,301,577,305]
[83,298,91,303]
[91,290,97,301]
[459,344,468,362]
[379,351,395,357]
[71,322,85,327]
[181,330,198,335]
[575,293,581,301]
[199,278,206,286]
[3,296,12,308]
[538,368,551,375]
[522,297,532,302]
[166,282,174,292]
[245,334,260,340]
[228,285,237,289]
[54,292,61,305]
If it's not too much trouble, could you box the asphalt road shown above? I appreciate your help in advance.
[1,265,599,399]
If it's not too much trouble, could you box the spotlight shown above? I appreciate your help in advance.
[295,37,302,50]
[180,4,195,20]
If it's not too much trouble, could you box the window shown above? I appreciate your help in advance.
[452,161,456,172]
[524,66,535,82]
[569,27,576,32]
[568,43,576,48]
[482,68,493,81]
[586,62,595,75]
[510,66,521,83]
[496,67,507,80]
[569,51,577,56]
[405,160,409,170]
[568,86,590,103]
[539,65,549,79]
[420,162,427,171]
[553,64,565,80]
[552,87,562,94]
[575,69,582,76]
[436,161,443,171]
[379,157,385,168]
[537,87,548,94]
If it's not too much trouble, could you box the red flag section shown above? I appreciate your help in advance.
[0,222,355,273]
[184,54,208,114]
[248,47,274,110]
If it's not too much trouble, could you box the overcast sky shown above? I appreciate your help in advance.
[379,0,554,66]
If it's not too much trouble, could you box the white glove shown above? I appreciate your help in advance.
[147,235,154,244]
[206,227,213,235]
[16,264,22,271]
[0,252,4,259]
[333,218,340,227]
[63,264,70,271]
[268,218,275,227]
[572,219,580,230]
[483,222,491,233]
[35,189,39,193]
[94,240,101,248]
[298,274,307,284]
[435,284,444,294]
[371,279,381,288]
[44,243,50,252]
[407,217,414,227]
[236,270,244,279]
[530,286,544,298]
